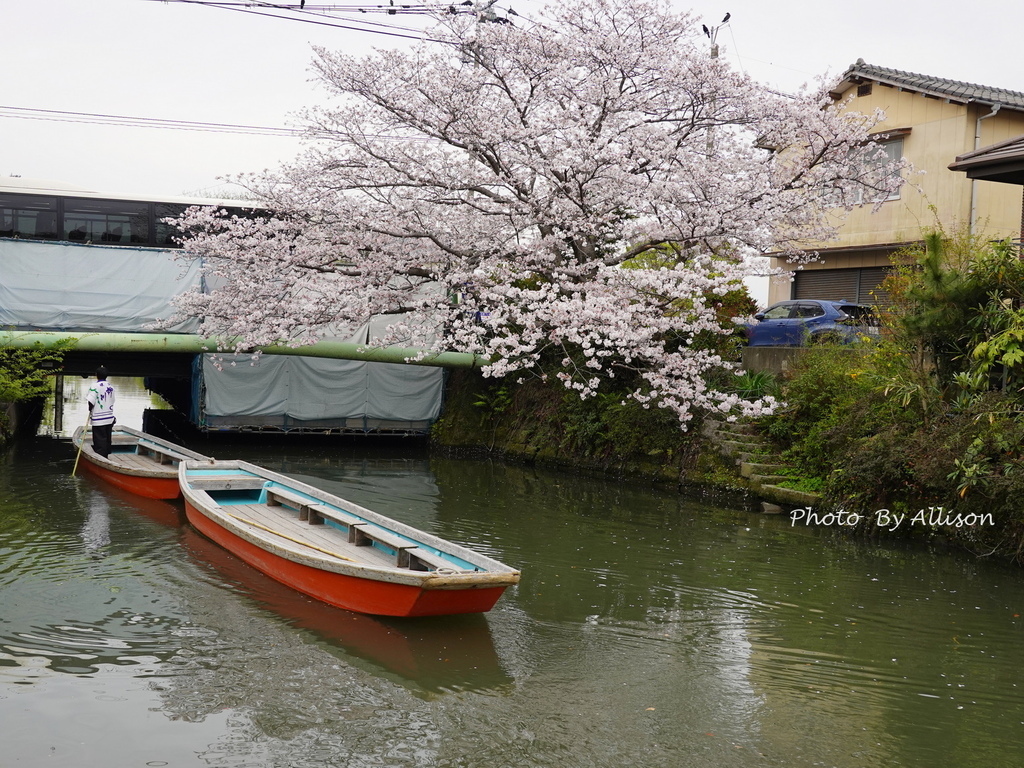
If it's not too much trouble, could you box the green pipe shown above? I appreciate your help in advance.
[0,330,487,369]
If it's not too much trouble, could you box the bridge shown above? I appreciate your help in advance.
[1,234,480,435]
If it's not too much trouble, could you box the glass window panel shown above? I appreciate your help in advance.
[854,137,903,203]
[762,304,793,320]
[878,138,903,200]
[0,194,59,240]
[155,203,187,246]
[63,198,149,245]
[794,303,825,318]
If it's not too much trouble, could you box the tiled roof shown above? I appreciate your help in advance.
[833,60,1024,111]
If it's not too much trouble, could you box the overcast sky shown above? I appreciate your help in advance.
[3,0,1023,200]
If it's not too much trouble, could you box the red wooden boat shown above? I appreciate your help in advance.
[72,424,214,500]
[178,459,521,618]
[180,526,514,691]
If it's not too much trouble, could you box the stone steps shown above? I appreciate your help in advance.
[702,417,820,512]
[739,461,787,478]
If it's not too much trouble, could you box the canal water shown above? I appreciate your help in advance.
[3,379,1024,766]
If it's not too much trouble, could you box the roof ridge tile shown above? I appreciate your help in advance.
[839,60,1024,110]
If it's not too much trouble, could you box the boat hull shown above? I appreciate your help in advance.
[180,527,512,691]
[78,454,182,499]
[183,499,510,618]
[73,425,213,500]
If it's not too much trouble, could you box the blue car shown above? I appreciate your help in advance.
[744,300,880,346]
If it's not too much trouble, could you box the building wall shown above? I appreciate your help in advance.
[767,83,1024,305]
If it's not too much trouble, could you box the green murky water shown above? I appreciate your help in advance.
[2,382,1023,766]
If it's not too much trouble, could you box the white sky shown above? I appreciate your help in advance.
[4,0,1022,201]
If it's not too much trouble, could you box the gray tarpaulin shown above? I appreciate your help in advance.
[0,239,201,332]
[200,354,443,429]
[196,305,445,430]
[0,237,444,430]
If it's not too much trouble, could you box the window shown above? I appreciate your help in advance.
[839,305,880,327]
[856,136,904,203]
[155,203,187,246]
[0,189,261,248]
[875,138,903,200]
[0,194,58,240]
[63,198,150,244]
[762,304,793,320]
[793,302,825,318]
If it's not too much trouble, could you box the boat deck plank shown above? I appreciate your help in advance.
[226,503,397,568]
[109,453,165,471]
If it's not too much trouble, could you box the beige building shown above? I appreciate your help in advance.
[767,60,1024,306]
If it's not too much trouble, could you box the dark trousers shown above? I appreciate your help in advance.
[92,423,113,458]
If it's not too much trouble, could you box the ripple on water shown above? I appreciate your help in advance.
[1,609,199,675]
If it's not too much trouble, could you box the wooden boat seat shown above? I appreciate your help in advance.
[261,484,458,572]
[265,488,389,544]
[307,503,364,529]
[349,522,415,554]
[266,488,370,532]
[111,454,168,470]
[137,442,189,466]
[265,486,326,523]
[399,546,465,572]
[265,485,313,508]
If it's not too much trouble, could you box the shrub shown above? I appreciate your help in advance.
[0,342,70,402]
[761,344,877,478]
[758,228,1024,559]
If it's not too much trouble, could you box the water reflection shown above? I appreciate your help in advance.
[179,526,514,695]
[5,387,1024,765]
[79,491,112,551]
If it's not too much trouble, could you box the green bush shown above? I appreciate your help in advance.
[727,369,780,400]
[0,342,69,402]
[761,344,878,478]
[756,230,1024,559]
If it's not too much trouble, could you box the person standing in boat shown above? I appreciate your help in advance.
[87,366,116,458]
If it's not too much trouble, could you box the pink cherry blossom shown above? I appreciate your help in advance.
[169,0,904,427]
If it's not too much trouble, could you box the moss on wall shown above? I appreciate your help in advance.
[432,369,734,490]
[0,402,15,450]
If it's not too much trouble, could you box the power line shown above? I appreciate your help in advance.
[0,105,302,137]
[141,0,469,42]
[0,0,533,138]
[143,0,527,38]
[0,105,442,142]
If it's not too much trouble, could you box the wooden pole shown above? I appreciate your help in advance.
[71,414,91,476]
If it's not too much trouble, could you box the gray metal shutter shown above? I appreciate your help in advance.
[856,267,891,305]
[793,267,892,305]
[793,269,859,302]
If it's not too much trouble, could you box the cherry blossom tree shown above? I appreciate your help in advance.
[171,0,904,427]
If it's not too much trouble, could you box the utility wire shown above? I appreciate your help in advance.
[0,105,302,137]
[0,105,439,141]
[0,0,532,137]
[141,0,467,42]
